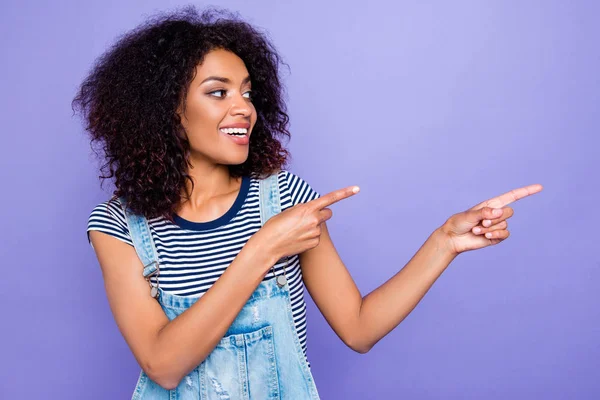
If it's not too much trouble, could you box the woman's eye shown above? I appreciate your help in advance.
[209,90,225,98]
[208,90,252,100]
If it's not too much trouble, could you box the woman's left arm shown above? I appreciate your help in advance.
[300,223,455,354]
[300,183,542,353]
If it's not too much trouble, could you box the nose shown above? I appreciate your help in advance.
[229,91,252,117]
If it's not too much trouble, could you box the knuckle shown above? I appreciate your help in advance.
[302,209,314,221]
[311,215,320,226]
[297,205,308,216]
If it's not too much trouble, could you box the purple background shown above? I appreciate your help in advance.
[1,0,598,399]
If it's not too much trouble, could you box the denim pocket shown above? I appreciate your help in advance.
[200,325,280,400]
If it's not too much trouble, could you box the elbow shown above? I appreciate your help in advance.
[141,332,211,390]
[142,357,181,391]
[344,335,373,354]
[350,343,372,354]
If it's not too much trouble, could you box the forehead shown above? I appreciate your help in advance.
[195,48,249,79]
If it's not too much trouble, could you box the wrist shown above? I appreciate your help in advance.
[432,226,459,259]
[244,235,279,272]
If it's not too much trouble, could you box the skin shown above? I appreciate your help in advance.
[175,48,257,221]
[296,183,542,352]
[90,49,266,389]
[89,48,544,388]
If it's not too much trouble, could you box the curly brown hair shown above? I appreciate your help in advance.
[72,6,291,221]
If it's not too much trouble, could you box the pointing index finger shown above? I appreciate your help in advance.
[309,186,360,210]
[472,184,543,210]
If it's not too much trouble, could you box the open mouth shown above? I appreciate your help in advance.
[219,127,250,145]
[220,127,248,137]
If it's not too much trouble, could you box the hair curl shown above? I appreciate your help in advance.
[72,6,291,221]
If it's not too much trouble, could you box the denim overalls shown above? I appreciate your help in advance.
[119,173,321,399]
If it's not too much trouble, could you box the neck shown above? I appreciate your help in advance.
[179,156,240,212]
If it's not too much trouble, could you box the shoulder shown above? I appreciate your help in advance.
[88,197,127,226]
[276,169,321,207]
[86,197,133,247]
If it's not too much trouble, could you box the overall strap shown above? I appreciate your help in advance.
[118,197,161,297]
[259,172,282,225]
[259,172,290,287]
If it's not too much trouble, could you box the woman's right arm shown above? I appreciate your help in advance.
[89,185,356,390]
[89,230,277,390]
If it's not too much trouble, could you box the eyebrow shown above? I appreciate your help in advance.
[200,75,251,85]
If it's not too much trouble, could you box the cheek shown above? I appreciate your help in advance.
[185,99,224,133]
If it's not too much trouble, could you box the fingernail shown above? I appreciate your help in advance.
[486,232,493,238]
[473,227,481,234]
[493,209,502,216]
[353,186,360,193]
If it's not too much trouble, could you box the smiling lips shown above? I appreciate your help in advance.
[220,127,248,136]
[220,122,250,145]
[220,122,250,129]
[220,122,250,137]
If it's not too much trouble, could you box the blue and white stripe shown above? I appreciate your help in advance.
[87,170,320,361]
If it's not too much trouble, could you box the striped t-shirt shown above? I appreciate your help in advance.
[86,169,320,362]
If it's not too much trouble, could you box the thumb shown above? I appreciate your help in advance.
[447,206,503,234]
[458,207,503,228]
[445,207,503,235]
[474,207,503,224]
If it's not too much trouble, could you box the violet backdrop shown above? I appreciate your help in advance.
[1,0,598,398]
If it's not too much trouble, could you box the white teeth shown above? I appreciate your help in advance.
[220,128,248,135]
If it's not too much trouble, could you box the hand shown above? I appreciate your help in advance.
[253,185,360,264]
[440,183,543,255]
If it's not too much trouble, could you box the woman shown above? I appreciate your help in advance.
[73,6,542,400]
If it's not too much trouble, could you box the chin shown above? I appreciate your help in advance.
[224,154,249,166]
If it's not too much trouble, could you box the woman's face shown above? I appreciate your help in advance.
[178,48,256,166]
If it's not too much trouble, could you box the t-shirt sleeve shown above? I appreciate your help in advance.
[86,198,134,248]
[279,170,321,211]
